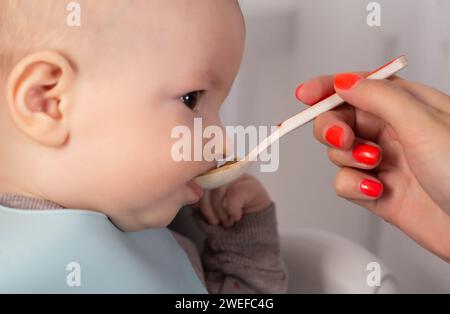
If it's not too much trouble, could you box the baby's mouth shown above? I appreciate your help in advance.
[186,180,204,199]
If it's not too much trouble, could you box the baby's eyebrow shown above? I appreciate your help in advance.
[208,70,223,88]
[191,69,222,90]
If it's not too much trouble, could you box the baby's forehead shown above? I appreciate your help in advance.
[1,0,241,47]
[0,0,125,39]
[0,0,243,83]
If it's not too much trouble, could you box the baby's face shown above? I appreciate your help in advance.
[59,1,245,230]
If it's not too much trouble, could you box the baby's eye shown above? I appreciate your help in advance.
[180,91,203,110]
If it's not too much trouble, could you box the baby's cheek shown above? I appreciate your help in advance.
[79,141,169,205]
[83,106,205,207]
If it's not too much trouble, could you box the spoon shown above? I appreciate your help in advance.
[194,55,409,189]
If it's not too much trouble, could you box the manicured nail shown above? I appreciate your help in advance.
[359,179,383,198]
[334,73,362,90]
[352,143,380,166]
[295,83,304,101]
[325,125,344,148]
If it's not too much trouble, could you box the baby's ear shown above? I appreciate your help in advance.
[6,50,75,147]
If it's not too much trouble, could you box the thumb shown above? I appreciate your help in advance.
[333,73,434,141]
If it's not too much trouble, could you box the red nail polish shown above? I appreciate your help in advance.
[334,73,362,90]
[325,126,344,148]
[277,122,283,128]
[295,83,304,101]
[359,179,383,197]
[352,143,380,166]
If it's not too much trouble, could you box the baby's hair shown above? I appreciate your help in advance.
[0,0,128,89]
[0,0,66,87]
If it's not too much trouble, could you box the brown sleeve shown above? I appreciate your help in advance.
[193,203,288,294]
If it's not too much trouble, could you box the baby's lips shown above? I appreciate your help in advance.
[187,180,204,199]
[190,201,201,209]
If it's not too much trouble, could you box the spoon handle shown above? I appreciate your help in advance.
[247,55,408,161]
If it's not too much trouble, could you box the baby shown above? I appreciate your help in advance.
[0,0,287,293]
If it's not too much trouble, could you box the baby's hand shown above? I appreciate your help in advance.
[198,174,272,228]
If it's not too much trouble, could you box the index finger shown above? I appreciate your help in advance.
[296,72,368,106]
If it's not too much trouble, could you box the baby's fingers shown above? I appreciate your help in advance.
[210,187,233,228]
[199,191,219,225]
[335,167,384,200]
[222,183,248,224]
[222,197,243,225]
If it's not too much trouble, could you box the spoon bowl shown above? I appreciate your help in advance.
[194,159,251,190]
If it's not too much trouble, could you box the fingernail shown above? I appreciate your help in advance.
[359,179,383,198]
[325,125,344,148]
[334,73,362,90]
[295,83,304,101]
[352,143,380,166]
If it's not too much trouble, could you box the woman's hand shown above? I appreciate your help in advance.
[296,73,450,262]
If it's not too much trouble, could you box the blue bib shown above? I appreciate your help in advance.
[0,205,207,293]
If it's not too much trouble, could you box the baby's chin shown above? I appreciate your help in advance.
[111,206,178,232]
[111,186,200,231]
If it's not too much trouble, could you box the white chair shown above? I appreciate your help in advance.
[281,228,397,293]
